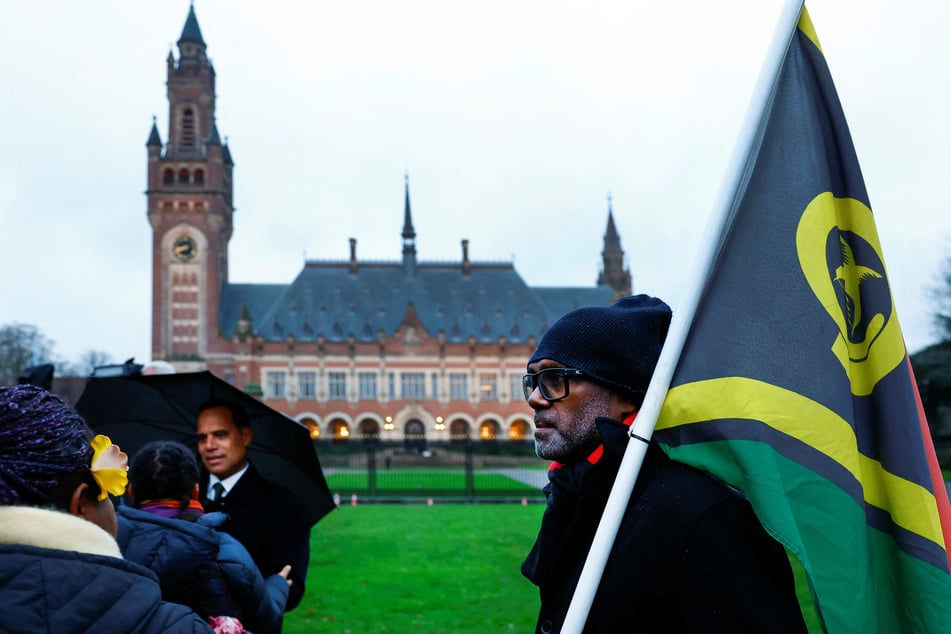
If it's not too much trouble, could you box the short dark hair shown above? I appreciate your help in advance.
[129,441,199,518]
[197,398,250,429]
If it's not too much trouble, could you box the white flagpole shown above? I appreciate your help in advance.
[559,1,805,631]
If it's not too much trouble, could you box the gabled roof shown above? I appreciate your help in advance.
[219,261,616,344]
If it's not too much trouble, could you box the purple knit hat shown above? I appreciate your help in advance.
[0,384,94,506]
[528,294,672,403]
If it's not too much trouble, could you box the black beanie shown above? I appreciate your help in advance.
[528,294,672,403]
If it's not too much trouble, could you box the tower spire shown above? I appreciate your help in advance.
[179,3,206,46]
[146,115,162,147]
[604,192,621,250]
[597,192,631,297]
[402,172,417,273]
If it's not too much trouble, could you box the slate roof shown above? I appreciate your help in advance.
[179,5,205,45]
[146,118,162,147]
[219,261,616,344]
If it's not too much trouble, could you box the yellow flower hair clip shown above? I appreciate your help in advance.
[90,434,129,501]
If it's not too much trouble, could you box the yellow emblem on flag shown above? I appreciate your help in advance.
[796,192,904,396]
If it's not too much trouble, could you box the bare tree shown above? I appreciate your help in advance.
[0,323,55,387]
[931,255,951,342]
[75,350,115,377]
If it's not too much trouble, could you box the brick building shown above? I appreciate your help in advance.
[147,7,632,443]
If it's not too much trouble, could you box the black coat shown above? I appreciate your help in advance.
[201,462,311,610]
[522,418,807,634]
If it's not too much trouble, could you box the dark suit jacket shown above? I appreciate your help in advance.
[202,463,311,610]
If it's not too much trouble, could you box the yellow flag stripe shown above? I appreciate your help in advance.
[797,6,822,53]
[658,377,945,548]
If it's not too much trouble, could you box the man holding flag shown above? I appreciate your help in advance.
[520,295,807,633]
[543,2,951,632]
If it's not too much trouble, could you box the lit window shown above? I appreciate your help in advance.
[479,374,498,401]
[301,417,320,439]
[480,421,499,440]
[509,420,530,440]
[332,421,350,440]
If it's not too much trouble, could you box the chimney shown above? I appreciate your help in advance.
[462,239,471,276]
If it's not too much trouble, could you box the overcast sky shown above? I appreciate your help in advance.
[1,1,948,369]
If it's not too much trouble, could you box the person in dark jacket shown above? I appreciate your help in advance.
[119,440,291,634]
[196,399,311,610]
[520,295,807,633]
[0,385,212,634]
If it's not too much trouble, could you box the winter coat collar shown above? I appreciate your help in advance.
[0,505,121,558]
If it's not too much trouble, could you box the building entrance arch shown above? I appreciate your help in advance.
[405,419,426,452]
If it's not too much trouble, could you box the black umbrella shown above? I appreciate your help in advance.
[75,371,335,526]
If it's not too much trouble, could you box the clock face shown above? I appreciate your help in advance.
[172,235,197,262]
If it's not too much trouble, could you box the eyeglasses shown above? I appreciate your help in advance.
[522,368,585,402]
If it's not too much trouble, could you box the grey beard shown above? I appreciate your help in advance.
[534,391,611,462]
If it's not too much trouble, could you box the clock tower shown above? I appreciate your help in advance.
[146,5,233,365]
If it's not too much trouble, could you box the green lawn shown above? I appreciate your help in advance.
[325,469,544,499]
[284,504,822,633]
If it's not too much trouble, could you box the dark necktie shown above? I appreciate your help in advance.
[211,482,225,502]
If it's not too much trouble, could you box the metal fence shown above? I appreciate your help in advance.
[315,434,951,504]
[315,436,548,503]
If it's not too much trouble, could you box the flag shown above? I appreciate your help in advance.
[653,7,951,632]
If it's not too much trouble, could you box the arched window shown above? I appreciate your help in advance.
[358,419,380,443]
[331,420,350,442]
[181,107,196,149]
[509,419,531,440]
[178,168,190,184]
[194,168,205,185]
[162,168,174,185]
[300,417,320,439]
[479,420,500,441]
[449,419,470,442]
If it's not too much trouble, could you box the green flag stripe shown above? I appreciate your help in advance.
[658,377,945,549]
[661,439,951,632]
[656,416,947,570]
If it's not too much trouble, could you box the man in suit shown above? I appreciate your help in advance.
[196,399,311,611]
